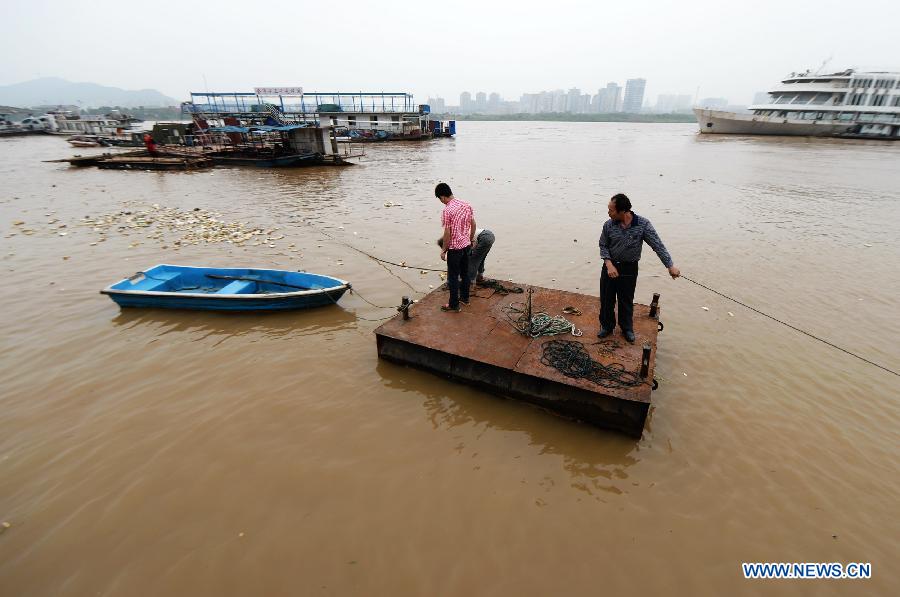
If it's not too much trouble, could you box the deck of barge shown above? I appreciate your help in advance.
[374,281,663,437]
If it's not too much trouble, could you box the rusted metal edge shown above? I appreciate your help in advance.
[376,334,648,437]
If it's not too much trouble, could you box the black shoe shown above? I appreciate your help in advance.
[597,328,613,339]
[624,330,636,343]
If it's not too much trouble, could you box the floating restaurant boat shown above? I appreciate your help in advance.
[102,264,350,311]
[184,87,455,145]
[695,69,900,139]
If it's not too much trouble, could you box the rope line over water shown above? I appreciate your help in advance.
[300,219,444,272]
[681,275,899,378]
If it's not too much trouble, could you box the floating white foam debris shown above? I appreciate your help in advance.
[683,372,688,376]
[864,244,873,247]
[701,306,709,311]
[728,312,734,317]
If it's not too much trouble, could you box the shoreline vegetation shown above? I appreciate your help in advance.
[436,112,697,123]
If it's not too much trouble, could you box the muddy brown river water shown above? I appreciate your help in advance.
[1,123,898,596]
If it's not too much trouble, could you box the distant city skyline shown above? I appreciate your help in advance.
[426,78,756,115]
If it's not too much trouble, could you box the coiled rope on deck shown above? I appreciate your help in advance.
[681,275,899,378]
[540,340,645,389]
[502,303,583,338]
[502,289,582,338]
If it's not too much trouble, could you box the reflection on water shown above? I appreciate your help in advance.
[376,360,639,498]
[110,304,359,339]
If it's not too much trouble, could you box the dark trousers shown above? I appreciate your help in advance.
[600,261,638,332]
[446,246,471,309]
[468,230,495,281]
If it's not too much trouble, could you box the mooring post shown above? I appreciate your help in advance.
[640,344,652,378]
[526,288,534,337]
[399,296,411,320]
[649,293,660,318]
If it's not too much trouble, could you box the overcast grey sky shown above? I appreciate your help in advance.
[3,0,898,105]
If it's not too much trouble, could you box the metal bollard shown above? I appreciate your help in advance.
[399,296,412,320]
[526,288,534,337]
[649,293,660,319]
[640,344,652,378]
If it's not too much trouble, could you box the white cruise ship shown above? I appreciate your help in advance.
[694,69,900,139]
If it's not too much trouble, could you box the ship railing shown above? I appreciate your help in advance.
[185,101,421,116]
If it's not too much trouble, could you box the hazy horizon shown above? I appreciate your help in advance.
[4,0,898,106]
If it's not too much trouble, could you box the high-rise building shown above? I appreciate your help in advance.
[475,92,487,112]
[566,88,582,113]
[427,97,446,112]
[580,94,592,113]
[623,78,646,113]
[519,93,538,113]
[597,82,622,113]
[551,90,567,112]
[460,92,472,113]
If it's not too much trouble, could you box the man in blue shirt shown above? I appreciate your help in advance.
[598,193,680,343]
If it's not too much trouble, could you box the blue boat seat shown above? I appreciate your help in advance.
[216,280,256,295]
[127,272,182,292]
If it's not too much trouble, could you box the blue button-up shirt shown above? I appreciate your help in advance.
[599,212,673,268]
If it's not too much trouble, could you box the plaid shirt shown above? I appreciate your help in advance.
[441,198,474,250]
[599,212,673,267]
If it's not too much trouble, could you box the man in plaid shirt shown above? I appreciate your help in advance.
[435,182,476,312]
[598,193,680,343]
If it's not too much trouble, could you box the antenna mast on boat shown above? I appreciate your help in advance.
[814,56,833,75]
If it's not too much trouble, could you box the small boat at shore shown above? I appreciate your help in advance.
[68,135,106,147]
[102,264,350,311]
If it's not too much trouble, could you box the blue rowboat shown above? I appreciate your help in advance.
[101,264,350,311]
